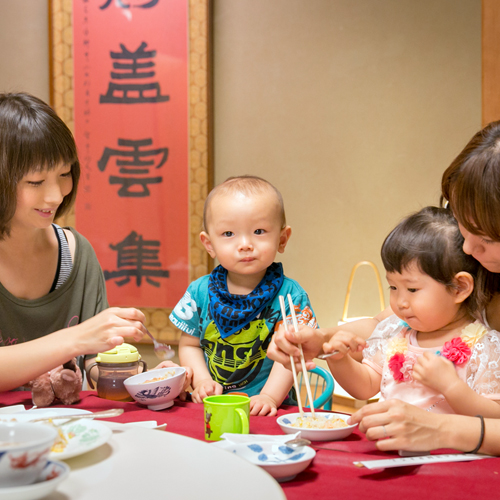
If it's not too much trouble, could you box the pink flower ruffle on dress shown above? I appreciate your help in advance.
[388,352,406,382]
[400,352,417,382]
[441,337,471,365]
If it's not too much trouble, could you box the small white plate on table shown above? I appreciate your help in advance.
[0,408,112,460]
[277,412,357,441]
[0,407,91,423]
[0,404,27,414]
[0,460,69,500]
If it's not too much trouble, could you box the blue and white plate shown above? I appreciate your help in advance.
[213,440,315,482]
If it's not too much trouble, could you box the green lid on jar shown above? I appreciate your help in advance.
[95,343,141,363]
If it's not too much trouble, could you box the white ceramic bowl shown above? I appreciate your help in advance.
[124,366,186,411]
[213,440,315,482]
[0,422,58,487]
[0,460,70,500]
[277,412,357,441]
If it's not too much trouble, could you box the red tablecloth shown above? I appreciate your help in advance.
[1,391,499,499]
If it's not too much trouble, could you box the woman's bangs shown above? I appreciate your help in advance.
[449,170,500,241]
[19,128,76,177]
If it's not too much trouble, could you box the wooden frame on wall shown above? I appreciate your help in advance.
[482,0,500,126]
[49,0,213,344]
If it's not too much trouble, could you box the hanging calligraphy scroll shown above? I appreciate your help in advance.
[50,0,212,343]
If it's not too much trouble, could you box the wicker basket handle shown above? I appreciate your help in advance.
[341,261,386,322]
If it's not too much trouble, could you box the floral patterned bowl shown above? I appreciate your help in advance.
[0,460,70,500]
[0,422,57,487]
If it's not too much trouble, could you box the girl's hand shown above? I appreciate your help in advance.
[321,331,367,361]
[153,361,193,400]
[413,352,459,393]
[191,379,223,403]
[250,394,278,416]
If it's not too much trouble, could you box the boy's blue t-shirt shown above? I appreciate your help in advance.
[170,274,317,397]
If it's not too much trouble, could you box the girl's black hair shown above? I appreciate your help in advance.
[381,206,495,318]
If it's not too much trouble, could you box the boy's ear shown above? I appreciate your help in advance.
[200,231,216,258]
[278,226,292,254]
[453,272,474,304]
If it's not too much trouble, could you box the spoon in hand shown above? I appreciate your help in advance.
[317,336,383,359]
[144,328,175,361]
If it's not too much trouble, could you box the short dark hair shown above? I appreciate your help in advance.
[441,120,500,240]
[202,175,286,231]
[0,92,80,238]
[381,206,492,318]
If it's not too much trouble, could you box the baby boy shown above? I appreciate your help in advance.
[170,175,317,415]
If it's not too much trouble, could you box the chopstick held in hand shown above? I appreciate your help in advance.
[279,295,304,418]
[286,294,316,418]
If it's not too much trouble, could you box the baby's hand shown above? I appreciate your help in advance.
[250,394,278,416]
[321,331,367,361]
[153,361,193,400]
[413,352,458,393]
[191,379,223,403]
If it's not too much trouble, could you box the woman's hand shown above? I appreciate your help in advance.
[72,307,146,354]
[267,324,328,370]
[349,399,449,452]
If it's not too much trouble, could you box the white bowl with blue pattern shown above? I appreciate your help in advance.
[277,412,357,441]
[213,440,315,482]
[124,367,186,411]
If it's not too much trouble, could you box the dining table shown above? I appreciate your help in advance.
[1,390,499,500]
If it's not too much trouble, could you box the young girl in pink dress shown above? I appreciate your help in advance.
[325,206,500,416]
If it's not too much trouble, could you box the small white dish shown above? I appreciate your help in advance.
[0,460,69,500]
[277,412,357,441]
[0,405,26,414]
[213,439,315,482]
[0,408,112,460]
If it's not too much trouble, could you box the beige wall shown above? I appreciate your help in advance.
[213,0,481,328]
[0,0,49,102]
[0,1,481,330]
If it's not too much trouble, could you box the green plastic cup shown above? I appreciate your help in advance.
[203,394,250,441]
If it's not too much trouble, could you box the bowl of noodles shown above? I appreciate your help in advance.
[124,367,186,411]
[277,412,357,441]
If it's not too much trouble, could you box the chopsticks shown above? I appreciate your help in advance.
[317,335,384,359]
[279,294,316,418]
[287,294,316,419]
[279,296,304,418]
